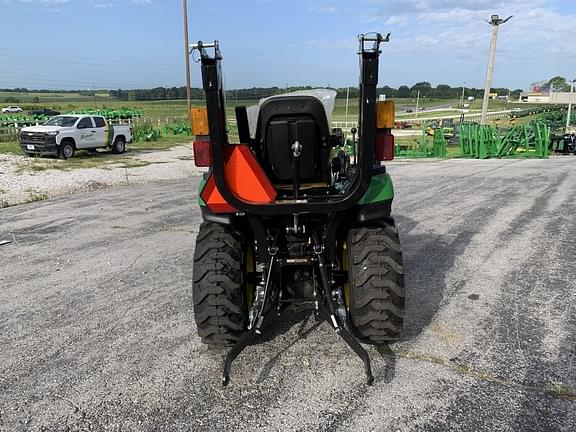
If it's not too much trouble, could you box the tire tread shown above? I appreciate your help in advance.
[347,220,405,344]
[192,222,246,345]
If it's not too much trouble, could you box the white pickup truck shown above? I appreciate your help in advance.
[18,114,132,158]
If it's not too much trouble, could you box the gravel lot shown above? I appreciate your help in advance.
[0,157,575,431]
[0,145,199,207]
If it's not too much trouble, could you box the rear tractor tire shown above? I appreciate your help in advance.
[192,222,249,346]
[345,221,405,344]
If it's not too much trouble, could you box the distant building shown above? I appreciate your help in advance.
[530,81,550,93]
[519,91,574,104]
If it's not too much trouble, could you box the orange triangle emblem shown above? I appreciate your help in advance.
[201,145,277,213]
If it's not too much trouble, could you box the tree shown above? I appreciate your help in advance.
[380,85,397,98]
[435,84,453,98]
[397,85,411,98]
[548,76,570,92]
[410,81,432,98]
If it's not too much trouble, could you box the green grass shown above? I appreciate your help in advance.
[545,383,576,400]
[0,93,193,118]
[0,142,22,154]
[0,91,535,164]
[130,134,192,151]
[24,189,49,203]
[2,131,190,159]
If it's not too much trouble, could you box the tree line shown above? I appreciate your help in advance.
[2,82,526,102]
[107,83,524,102]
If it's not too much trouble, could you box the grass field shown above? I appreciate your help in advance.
[1,90,526,120]
[0,90,539,163]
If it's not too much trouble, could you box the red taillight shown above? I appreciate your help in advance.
[193,140,212,167]
[375,131,394,161]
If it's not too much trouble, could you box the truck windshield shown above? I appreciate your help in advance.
[43,116,78,127]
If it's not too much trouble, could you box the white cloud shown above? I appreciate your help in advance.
[301,0,576,87]
[357,0,576,61]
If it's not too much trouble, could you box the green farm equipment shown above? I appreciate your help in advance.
[495,123,549,158]
[68,108,143,119]
[459,121,549,159]
[459,123,500,158]
[190,35,404,385]
[396,123,447,158]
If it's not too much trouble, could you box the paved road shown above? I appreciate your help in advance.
[1,158,575,431]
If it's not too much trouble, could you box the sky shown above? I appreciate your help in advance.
[1,0,575,91]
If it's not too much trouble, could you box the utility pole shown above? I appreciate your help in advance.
[460,83,466,108]
[183,0,192,120]
[566,79,575,131]
[345,86,350,121]
[480,14,512,125]
[415,89,420,119]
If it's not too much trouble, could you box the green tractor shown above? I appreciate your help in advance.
[191,34,405,385]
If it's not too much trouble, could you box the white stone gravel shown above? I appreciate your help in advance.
[0,145,202,207]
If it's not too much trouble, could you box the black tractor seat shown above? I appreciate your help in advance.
[254,95,332,184]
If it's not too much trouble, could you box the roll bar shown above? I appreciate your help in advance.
[196,34,388,215]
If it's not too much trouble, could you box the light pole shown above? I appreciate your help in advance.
[566,79,575,131]
[345,86,350,121]
[183,0,192,120]
[415,89,420,119]
[460,82,466,108]
[480,14,512,125]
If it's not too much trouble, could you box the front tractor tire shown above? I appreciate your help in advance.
[192,222,248,346]
[346,221,405,344]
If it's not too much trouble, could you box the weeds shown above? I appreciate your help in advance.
[25,190,48,203]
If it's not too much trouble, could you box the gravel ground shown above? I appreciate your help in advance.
[0,157,575,431]
[0,145,199,207]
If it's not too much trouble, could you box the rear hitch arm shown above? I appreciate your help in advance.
[312,232,374,385]
[222,252,277,386]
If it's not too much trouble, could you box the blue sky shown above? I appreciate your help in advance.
[1,0,575,91]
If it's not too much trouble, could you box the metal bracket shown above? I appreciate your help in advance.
[222,229,374,386]
[222,328,259,386]
[222,253,277,386]
[312,232,374,385]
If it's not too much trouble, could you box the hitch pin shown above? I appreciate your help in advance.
[330,314,339,329]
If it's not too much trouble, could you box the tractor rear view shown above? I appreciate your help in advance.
[190,34,405,385]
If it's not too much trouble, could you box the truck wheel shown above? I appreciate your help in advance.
[192,222,248,345]
[59,141,75,159]
[112,137,126,154]
[345,221,405,344]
